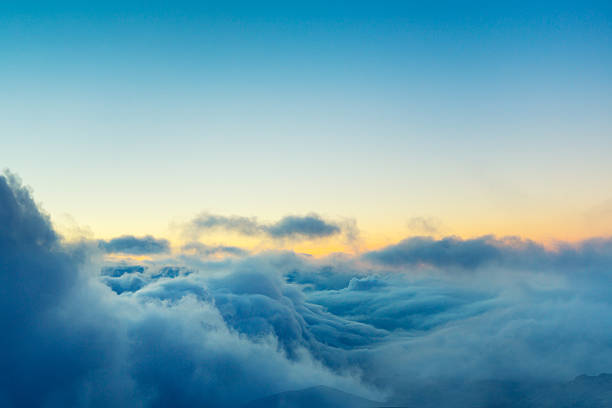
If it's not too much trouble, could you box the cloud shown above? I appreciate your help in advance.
[187,213,343,240]
[98,235,170,254]
[363,235,612,274]
[0,172,376,407]
[101,264,146,277]
[181,242,249,257]
[363,235,508,269]
[407,216,442,235]
[0,172,117,406]
[266,215,341,238]
[191,214,261,236]
[4,170,612,407]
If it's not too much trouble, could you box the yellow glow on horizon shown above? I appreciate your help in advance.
[53,206,612,259]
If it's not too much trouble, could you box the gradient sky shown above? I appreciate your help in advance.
[2,1,611,253]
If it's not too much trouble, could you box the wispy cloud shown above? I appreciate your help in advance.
[406,216,442,235]
[181,242,249,257]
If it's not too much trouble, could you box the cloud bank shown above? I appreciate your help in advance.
[2,172,612,407]
[363,235,612,273]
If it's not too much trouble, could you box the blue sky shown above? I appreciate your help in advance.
[1,1,611,250]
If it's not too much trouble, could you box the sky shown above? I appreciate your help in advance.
[2,1,612,254]
[3,3,612,407]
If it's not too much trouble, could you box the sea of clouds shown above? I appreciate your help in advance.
[2,171,612,407]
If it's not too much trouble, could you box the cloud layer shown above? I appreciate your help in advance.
[2,172,612,407]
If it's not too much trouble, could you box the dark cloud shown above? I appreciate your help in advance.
[99,235,170,254]
[266,215,341,238]
[0,172,121,406]
[364,236,508,269]
[187,213,343,240]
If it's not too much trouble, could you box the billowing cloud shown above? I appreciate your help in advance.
[99,235,170,254]
[0,173,373,407]
[4,171,612,407]
[187,213,343,240]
